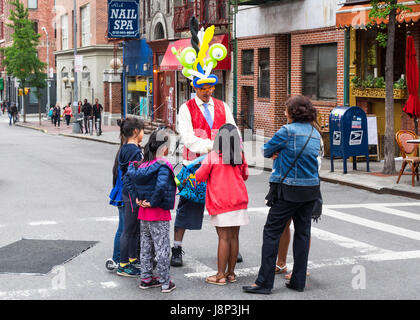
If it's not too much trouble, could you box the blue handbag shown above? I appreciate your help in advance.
[176,155,207,204]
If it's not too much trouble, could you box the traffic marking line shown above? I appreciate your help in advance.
[324,208,420,242]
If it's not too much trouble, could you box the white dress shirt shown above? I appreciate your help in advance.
[177,96,237,164]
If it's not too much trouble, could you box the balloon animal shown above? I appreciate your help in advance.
[171,16,227,88]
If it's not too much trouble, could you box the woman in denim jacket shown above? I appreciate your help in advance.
[243,95,321,295]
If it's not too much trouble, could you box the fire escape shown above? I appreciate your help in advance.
[173,0,229,33]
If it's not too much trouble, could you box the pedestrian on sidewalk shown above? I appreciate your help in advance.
[53,103,61,128]
[81,99,93,134]
[63,103,73,128]
[116,117,145,278]
[195,123,249,286]
[243,95,321,295]
[7,104,13,126]
[48,105,54,124]
[11,104,18,124]
[124,127,177,293]
[93,98,103,135]
[77,101,82,115]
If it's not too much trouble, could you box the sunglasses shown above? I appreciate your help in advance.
[197,87,215,93]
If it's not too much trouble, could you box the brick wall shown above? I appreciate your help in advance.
[55,0,109,51]
[28,0,57,72]
[237,34,288,138]
[291,27,345,131]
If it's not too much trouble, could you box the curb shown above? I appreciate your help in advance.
[15,123,48,134]
[320,176,420,200]
[58,133,120,145]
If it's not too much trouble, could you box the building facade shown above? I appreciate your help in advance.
[0,0,57,114]
[54,0,122,119]
[337,0,420,157]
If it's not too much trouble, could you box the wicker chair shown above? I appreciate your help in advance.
[395,130,420,186]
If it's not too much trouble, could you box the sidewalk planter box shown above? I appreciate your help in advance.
[352,88,407,100]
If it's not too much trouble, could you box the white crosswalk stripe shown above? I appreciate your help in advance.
[186,202,420,279]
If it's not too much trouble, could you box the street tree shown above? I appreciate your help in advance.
[0,0,46,123]
[28,70,47,126]
[368,0,420,174]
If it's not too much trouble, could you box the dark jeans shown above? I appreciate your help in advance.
[255,198,314,290]
[83,116,92,133]
[119,193,140,264]
[64,115,71,126]
[112,206,125,263]
[53,115,60,127]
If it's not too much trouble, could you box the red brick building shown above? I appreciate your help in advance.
[0,0,57,113]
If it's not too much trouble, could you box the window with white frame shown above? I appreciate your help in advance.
[61,14,68,50]
[28,0,37,9]
[81,4,90,47]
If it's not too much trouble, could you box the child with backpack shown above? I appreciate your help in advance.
[195,123,249,285]
[124,127,177,293]
[105,130,128,272]
[116,117,144,277]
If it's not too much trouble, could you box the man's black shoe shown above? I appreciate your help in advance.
[237,252,243,263]
[285,281,304,292]
[170,246,184,267]
[242,285,271,295]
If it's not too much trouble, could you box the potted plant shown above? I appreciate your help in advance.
[351,75,407,99]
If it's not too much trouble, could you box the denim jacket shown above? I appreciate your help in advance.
[262,122,321,186]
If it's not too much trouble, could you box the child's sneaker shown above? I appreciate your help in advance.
[139,277,161,289]
[130,259,141,270]
[116,263,141,277]
[161,281,176,293]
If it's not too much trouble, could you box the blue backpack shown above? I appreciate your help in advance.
[176,155,207,204]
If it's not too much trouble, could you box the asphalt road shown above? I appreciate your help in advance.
[1,118,420,301]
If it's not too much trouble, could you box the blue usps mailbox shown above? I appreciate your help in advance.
[329,106,370,174]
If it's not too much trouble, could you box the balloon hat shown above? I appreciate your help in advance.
[171,16,228,89]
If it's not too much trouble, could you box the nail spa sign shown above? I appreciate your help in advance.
[108,0,139,39]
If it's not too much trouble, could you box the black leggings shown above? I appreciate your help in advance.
[119,193,140,263]
[65,115,71,126]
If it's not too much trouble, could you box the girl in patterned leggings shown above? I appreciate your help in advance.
[124,127,177,293]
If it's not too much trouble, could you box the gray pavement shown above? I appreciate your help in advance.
[1,115,420,301]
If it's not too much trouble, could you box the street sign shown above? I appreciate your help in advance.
[107,0,140,39]
[49,68,54,79]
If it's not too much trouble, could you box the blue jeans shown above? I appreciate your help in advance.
[112,206,125,263]
[8,113,12,125]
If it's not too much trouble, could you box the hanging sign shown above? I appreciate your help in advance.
[108,0,139,39]
[75,55,83,72]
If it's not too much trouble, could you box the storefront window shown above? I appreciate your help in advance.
[127,76,149,117]
[355,27,406,82]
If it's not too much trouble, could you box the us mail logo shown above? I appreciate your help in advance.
[349,131,363,146]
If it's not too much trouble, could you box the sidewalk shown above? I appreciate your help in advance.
[15,115,420,200]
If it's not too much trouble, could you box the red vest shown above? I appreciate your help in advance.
[183,98,226,161]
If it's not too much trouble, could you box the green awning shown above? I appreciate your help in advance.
[0,79,3,91]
